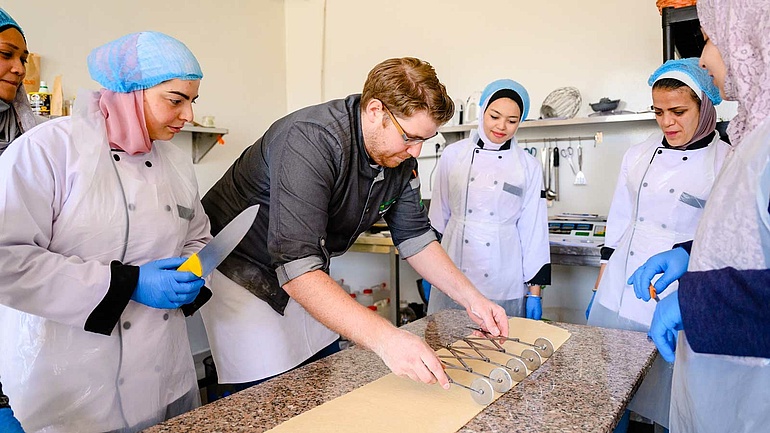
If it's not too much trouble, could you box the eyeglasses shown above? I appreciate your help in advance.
[381,103,438,146]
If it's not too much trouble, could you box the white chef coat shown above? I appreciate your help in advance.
[428,137,549,301]
[592,132,729,327]
[0,90,211,433]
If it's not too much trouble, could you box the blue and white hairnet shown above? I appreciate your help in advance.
[87,32,203,93]
[648,58,722,105]
[480,79,530,120]
[0,7,24,39]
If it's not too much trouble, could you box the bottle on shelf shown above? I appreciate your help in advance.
[357,288,374,307]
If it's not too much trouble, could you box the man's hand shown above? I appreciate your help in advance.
[465,296,509,338]
[373,328,450,389]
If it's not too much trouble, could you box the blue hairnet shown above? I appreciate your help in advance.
[480,79,530,120]
[648,58,722,105]
[87,32,203,93]
[0,7,24,39]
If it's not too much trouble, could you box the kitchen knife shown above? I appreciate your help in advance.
[177,204,259,277]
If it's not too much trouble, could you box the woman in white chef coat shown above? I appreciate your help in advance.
[428,79,550,319]
[586,58,729,432]
[0,32,211,433]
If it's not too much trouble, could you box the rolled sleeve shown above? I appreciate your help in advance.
[276,255,326,286]
[395,230,437,258]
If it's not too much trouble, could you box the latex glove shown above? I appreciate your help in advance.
[526,295,542,320]
[0,407,25,433]
[132,258,205,310]
[374,328,450,389]
[648,291,683,363]
[466,296,509,338]
[628,247,690,301]
[585,291,596,321]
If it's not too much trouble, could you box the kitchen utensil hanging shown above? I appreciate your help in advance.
[575,137,587,185]
[545,139,557,202]
[553,145,560,201]
[562,139,577,175]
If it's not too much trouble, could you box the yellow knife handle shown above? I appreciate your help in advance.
[177,253,203,277]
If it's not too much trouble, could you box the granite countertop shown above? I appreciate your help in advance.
[145,310,656,433]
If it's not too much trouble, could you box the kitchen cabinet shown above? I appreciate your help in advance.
[144,309,656,433]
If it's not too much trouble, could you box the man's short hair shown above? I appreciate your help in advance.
[361,57,454,125]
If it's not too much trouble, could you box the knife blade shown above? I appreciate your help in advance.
[177,204,259,277]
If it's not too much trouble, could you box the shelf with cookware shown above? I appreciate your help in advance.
[438,112,656,136]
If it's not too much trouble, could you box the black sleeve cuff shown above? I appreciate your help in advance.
[84,261,138,336]
[673,240,693,255]
[181,286,212,317]
[527,264,551,286]
[600,246,615,261]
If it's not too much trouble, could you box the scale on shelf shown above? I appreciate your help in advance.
[548,213,606,247]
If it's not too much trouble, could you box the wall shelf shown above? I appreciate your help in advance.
[439,112,656,134]
[179,125,229,164]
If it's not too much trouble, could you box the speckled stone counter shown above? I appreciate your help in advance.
[145,310,656,433]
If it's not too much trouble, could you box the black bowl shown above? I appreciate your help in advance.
[590,98,620,112]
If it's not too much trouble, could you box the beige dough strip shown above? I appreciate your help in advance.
[266,318,571,433]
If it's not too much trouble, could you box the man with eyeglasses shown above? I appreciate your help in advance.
[200,57,509,392]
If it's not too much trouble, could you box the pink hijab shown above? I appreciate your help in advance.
[698,0,770,145]
[98,89,153,155]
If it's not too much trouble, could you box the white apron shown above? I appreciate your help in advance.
[428,137,548,304]
[593,133,728,327]
[0,90,210,433]
[669,118,770,433]
[589,132,728,427]
[200,270,338,384]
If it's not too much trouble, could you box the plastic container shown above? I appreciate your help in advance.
[357,288,374,307]
[38,81,50,93]
[372,283,390,303]
[374,298,391,320]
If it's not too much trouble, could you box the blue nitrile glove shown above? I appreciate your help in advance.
[648,291,683,363]
[628,247,690,301]
[132,258,205,310]
[585,291,597,321]
[526,295,542,320]
[0,407,25,433]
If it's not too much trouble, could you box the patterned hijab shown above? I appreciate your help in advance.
[698,0,770,145]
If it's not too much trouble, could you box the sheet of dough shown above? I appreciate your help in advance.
[266,318,571,433]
